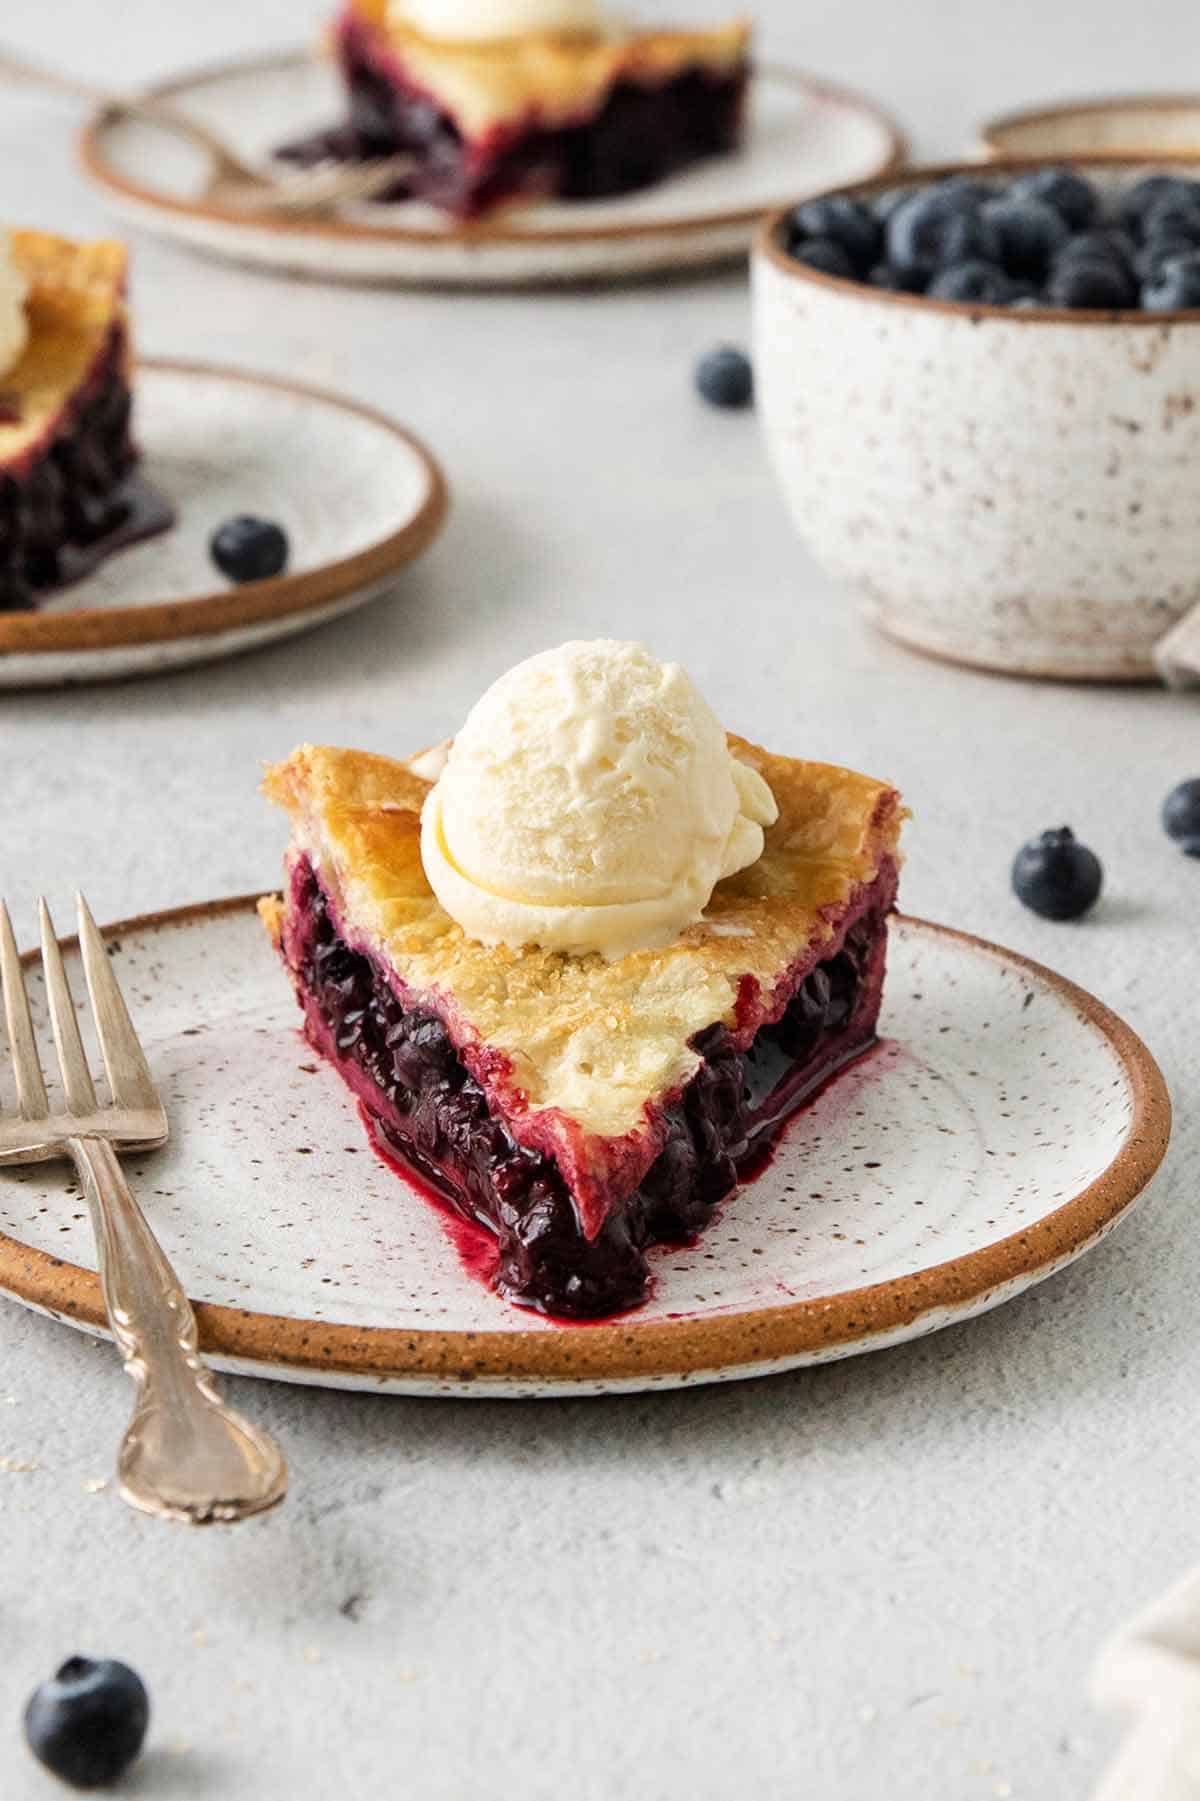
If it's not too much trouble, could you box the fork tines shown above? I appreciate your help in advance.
[0,895,163,1140]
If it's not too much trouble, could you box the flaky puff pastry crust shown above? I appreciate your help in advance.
[346,0,750,139]
[0,232,129,466]
[262,739,904,1237]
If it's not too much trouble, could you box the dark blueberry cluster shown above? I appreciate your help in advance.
[783,168,1200,311]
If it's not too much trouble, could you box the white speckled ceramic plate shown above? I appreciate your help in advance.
[0,901,1169,1398]
[79,52,903,287]
[0,361,447,688]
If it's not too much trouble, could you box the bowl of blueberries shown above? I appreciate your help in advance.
[753,158,1200,680]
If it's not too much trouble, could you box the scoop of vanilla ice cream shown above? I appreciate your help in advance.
[421,640,778,959]
[392,0,606,39]
[0,235,29,384]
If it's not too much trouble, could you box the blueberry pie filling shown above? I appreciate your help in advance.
[273,847,896,1319]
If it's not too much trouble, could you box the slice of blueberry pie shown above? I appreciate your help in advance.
[288,0,751,221]
[260,642,904,1319]
[0,229,171,613]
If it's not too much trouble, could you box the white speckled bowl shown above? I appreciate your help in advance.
[752,156,1200,680]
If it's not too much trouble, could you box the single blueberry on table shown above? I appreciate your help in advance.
[981,194,1071,279]
[1012,828,1104,921]
[1163,779,1200,855]
[1143,250,1200,310]
[788,195,881,273]
[886,183,994,284]
[1045,253,1137,310]
[927,260,1016,304]
[24,1657,150,1790]
[1008,166,1099,232]
[788,235,856,279]
[210,515,290,584]
[694,345,754,410]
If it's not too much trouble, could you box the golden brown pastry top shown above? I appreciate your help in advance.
[348,0,751,138]
[0,231,129,465]
[263,738,903,1223]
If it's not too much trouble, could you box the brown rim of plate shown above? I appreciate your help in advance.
[0,896,1171,1390]
[980,91,1200,158]
[756,150,1200,326]
[0,360,449,658]
[77,50,906,248]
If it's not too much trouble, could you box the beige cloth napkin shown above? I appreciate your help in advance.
[1156,609,1200,689]
[1092,1567,1200,1798]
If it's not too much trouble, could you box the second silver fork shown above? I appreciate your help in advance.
[0,895,287,1526]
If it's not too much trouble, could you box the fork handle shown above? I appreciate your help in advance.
[69,1136,287,1525]
[0,43,252,179]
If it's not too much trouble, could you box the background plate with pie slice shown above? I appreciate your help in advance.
[79,52,904,286]
[0,359,448,687]
[0,903,1169,1399]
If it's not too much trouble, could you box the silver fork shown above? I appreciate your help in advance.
[0,895,287,1525]
[0,44,413,216]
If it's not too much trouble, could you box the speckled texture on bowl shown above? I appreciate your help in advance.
[752,157,1200,680]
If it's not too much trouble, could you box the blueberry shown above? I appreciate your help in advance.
[787,235,856,279]
[787,196,881,273]
[886,183,997,284]
[1012,828,1103,921]
[1063,227,1138,274]
[1163,778,1200,855]
[1142,192,1200,246]
[873,185,917,224]
[981,195,1071,279]
[1120,174,1200,238]
[1143,250,1200,310]
[24,1657,149,1790]
[1007,166,1099,232]
[694,345,754,409]
[927,260,1016,304]
[210,515,290,584]
[1138,232,1199,281]
[1045,253,1136,310]
[867,262,909,289]
[941,175,998,208]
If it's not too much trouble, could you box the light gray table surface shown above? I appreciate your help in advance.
[1,2,1198,1796]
